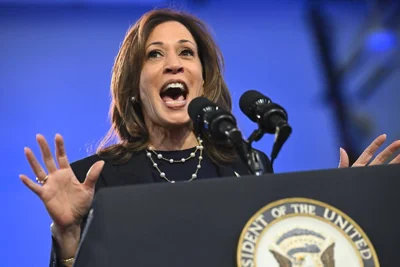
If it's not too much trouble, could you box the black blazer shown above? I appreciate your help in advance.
[49,149,272,267]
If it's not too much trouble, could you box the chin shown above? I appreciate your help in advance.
[161,115,191,129]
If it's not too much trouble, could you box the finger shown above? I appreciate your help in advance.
[24,147,48,180]
[352,134,387,167]
[19,174,43,197]
[338,147,350,168]
[389,151,400,164]
[55,134,70,169]
[36,134,58,173]
[370,140,400,165]
[83,161,105,190]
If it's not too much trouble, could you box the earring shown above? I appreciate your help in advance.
[131,96,136,102]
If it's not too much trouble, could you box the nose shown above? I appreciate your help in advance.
[164,54,184,74]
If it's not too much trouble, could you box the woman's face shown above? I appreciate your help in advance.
[139,21,204,129]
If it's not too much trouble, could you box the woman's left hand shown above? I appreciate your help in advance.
[339,134,400,168]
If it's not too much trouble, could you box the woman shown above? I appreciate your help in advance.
[19,8,399,267]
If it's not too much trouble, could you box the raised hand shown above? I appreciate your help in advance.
[19,134,104,230]
[339,134,400,168]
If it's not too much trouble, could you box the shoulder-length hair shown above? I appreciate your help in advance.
[97,8,236,164]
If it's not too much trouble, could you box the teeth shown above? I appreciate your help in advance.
[166,100,185,104]
[163,82,185,91]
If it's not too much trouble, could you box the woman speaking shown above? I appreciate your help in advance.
[19,8,400,267]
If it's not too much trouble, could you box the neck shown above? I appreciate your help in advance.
[147,124,198,151]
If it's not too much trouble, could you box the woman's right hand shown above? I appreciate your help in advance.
[20,133,104,232]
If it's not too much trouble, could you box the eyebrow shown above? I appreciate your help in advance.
[146,39,195,50]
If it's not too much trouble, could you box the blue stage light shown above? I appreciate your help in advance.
[365,28,397,52]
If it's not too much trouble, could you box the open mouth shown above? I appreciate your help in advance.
[160,81,189,108]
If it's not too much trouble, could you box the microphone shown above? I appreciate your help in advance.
[188,96,267,175]
[188,96,241,144]
[239,90,292,165]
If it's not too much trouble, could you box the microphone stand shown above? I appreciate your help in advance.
[220,122,267,176]
[235,137,267,176]
[247,122,292,171]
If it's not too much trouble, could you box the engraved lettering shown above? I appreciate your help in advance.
[355,238,368,250]
[334,214,349,230]
[349,228,361,240]
[244,232,257,243]
[271,205,287,218]
[241,259,254,267]
[291,204,316,215]
[255,214,268,227]
[360,248,372,260]
[249,222,263,238]
[242,241,255,254]
[323,208,336,221]
[344,224,354,234]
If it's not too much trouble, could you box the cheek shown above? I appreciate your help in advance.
[189,65,204,93]
[196,64,204,93]
[138,84,160,117]
[139,72,155,101]
[138,82,152,112]
[196,75,205,95]
[139,87,153,112]
[139,67,161,97]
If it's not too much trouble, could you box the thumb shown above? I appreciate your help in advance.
[338,147,349,168]
[83,160,105,189]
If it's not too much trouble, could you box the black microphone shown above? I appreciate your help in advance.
[188,96,267,175]
[188,96,241,144]
[239,90,292,165]
[239,90,290,134]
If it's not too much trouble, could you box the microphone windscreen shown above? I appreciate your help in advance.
[239,90,268,121]
[188,96,215,122]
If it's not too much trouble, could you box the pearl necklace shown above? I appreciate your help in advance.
[145,138,204,183]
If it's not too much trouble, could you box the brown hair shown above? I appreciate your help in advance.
[97,8,235,164]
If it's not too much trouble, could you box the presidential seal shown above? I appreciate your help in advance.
[237,198,379,267]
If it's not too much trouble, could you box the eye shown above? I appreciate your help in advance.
[147,50,163,59]
[180,48,195,57]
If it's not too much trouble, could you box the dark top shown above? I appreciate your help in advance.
[49,148,272,267]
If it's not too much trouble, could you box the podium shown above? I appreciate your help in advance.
[73,164,399,267]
